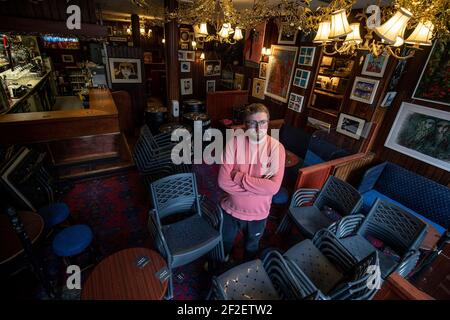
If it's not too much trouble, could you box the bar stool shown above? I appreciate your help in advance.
[52,224,94,268]
[38,202,70,229]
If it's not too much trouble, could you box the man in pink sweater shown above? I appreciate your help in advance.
[218,103,286,260]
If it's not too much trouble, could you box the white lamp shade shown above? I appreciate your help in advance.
[375,7,412,45]
[405,21,434,46]
[192,40,197,47]
[199,22,209,36]
[200,52,205,60]
[344,23,362,44]
[313,21,331,43]
[233,27,243,40]
[219,23,231,38]
[265,48,271,56]
[261,47,267,55]
[329,9,352,38]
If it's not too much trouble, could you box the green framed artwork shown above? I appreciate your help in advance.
[412,38,450,106]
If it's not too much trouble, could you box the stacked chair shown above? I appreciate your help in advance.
[326,199,427,279]
[277,176,362,238]
[133,125,191,187]
[281,229,380,300]
[147,173,224,299]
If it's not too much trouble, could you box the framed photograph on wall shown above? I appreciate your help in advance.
[307,117,331,132]
[293,68,311,89]
[264,45,298,103]
[381,91,397,107]
[361,53,389,78]
[180,28,190,43]
[385,102,450,171]
[252,78,265,100]
[180,78,193,95]
[336,113,366,140]
[180,61,191,73]
[62,54,74,63]
[178,50,195,62]
[109,58,142,83]
[278,23,298,45]
[288,93,304,113]
[206,80,216,93]
[298,47,316,66]
[234,73,245,90]
[204,60,221,76]
[244,22,266,67]
[259,62,268,79]
[180,43,189,50]
[412,39,450,106]
[350,76,380,104]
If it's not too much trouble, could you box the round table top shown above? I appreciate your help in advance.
[285,150,300,168]
[0,211,44,265]
[81,247,168,300]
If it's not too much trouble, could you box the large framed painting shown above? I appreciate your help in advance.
[412,39,450,106]
[244,22,266,68]
[385,102,450,171]
[264,45,298,103]
[109,58,142,83]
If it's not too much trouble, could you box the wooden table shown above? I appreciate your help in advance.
[81,247,168,300]
[285,150,300,168]
[0,211,44,265]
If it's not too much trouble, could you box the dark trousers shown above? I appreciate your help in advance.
[222,211,267,259]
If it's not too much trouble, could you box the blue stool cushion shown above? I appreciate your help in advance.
[273,187,289,205]
[38,203,70,228]
[52,224,93,257]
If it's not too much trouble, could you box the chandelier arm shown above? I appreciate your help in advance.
[385,46,416,60]
[321,44,339,56]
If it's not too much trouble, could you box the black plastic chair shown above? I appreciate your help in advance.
[277,176,362,238]
[148,173,224,299]
[327,198,427,279]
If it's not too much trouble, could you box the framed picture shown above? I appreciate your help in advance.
[107,26,114,36]
[321,56,333,67]
[412,39,450,106]
[143,52,153,64]
[109,58,142,83]
[385,102,450,171]
[180,78,193,95]
[252,78,265,100]
[234,73,245,90]
[204,60,221,77]
[293,68,310,89]
[336,113,366,140]
[222,69,234,89]
[278,23,298,45]
[307,117,331,132]
[381,91,397,107]
[206,80,216,93]
[180,28,190,43]
[264,45,298,103]
[180,43,189,50]
[361,53,389,78]
[350,76,380,104]
[180,61,191,73]
[178,50,195,62]
[288,93,304,113]
[298,47,316,66]
[244,22,266,67]
[387,49,409,91]
[259,62,268,79]
[62,54,74,63]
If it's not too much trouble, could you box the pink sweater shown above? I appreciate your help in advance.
[218,135,286,221]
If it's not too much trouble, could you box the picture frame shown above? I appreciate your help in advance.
[206,80,216,93]
[278,23,298,45]
[293,68,311,89]
[336,113,366,140]
[307,117,331,132]
[109,58,142,83]
[264,45,298,103]
[61,54,74,63]
[259,62,268,79]
[381,91,397,107]
[288,93,304,113]
[350,76,380,104]
[143,52,153,64]
[204,60,221,77]
[298,47,316,66]
[180,43,189,50]
[180,78,193,95]
[361,53,389,78]
[234,73,245,90]
[412,39,450,106]
[252,78,265,100]
[180,28,190,43]
[178,50,195,62]
[385,102,450,171]
[107,26,114,36]
[221,69,234,89]
[180,61,191,73]
[244,22,266,68]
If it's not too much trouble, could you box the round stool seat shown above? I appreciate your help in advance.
[38,202,70,228]
[273,187,289,205]
[52,225,93,257]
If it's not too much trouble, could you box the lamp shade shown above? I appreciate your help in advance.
[233,27,243,41]
[313,21,331,43]
[199,22,209,36]
[219,23,231,38]
[405,21,434,46]
[200,52,205,60]
[344,23,362,44]
[329,9,352,38]
[374,7,412,45]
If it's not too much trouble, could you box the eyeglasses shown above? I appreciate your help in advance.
[246,120,269,127]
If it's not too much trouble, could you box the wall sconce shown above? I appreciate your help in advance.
[126,26,131,35]
[192,40,197,49]
[261,47,271,56]
[162,38,166,44]
[200,52,205,60]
